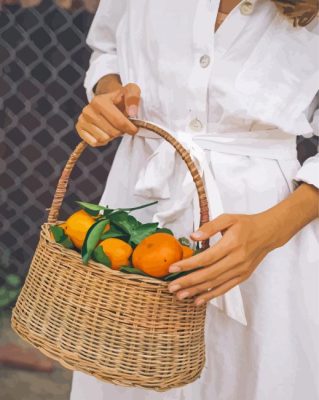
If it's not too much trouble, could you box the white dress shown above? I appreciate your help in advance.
[70,0,319,399]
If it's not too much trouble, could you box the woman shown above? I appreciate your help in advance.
[70,0,319,399]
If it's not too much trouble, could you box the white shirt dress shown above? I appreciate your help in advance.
[70,0,319,399]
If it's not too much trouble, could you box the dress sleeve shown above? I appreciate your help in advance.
[84,0,126,102]
[293,92,319,190]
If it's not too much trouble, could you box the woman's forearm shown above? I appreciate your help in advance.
[265,183,319,249]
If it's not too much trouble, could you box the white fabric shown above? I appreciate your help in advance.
[132,123,298,326]
[71,0,319,399]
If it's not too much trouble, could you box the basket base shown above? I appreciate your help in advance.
[11,312,205,392]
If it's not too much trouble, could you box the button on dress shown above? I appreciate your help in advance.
[70,0,319,399]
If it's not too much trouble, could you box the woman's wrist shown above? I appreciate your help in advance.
[93,74,122,95]
[262,182,319,249]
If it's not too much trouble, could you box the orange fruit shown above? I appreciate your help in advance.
[181,245,194,259]
[99,238,133,270]
[64,210,110,249]
[132,232,183,278]
[58,222,68,231]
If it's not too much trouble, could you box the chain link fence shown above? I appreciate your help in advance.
[1,1,318,295]
[0,0,121,293]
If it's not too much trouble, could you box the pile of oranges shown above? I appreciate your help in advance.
[49,201,197,279]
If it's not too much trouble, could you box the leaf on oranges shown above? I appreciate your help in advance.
[156,227,174,235]
[75,201,109,217]
[129,222,159,246]
[92,245,112,268]
[118,200,158,212]
[178,237,191,247]
[49,225,74,249]
[120,266,149,277]
[100,223,128,241]
[109,211,141,234]
[81,218,110,265]
[163,271,192,281]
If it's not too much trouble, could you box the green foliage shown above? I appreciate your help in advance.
[128,223,159,246]
[178,236,191,247]
[119,266,149,277]
[92,245,111,267]
[81,218,110,265]
[0,248,22,310]
[156,227,174,235]
[49,225,74,249]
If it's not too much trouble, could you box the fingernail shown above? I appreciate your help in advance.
[169,265,181,273]
[192,230,204,239]
[128,105,138,117]
[195,298,205,306]
[178,291,190,300]
[168,284,181,293]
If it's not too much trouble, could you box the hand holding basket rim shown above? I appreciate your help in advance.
[168,183,319,305]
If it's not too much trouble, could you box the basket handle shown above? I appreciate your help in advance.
[47,119,210,250]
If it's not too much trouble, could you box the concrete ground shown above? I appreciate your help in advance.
[0,312,72,400]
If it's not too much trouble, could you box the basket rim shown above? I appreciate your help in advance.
[42,222,170,287]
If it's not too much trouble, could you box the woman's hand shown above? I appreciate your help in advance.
[76,75,141,147]
[168,182,318,306]
[167,211,281,306]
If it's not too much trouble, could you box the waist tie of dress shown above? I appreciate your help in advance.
[132,122,298,326]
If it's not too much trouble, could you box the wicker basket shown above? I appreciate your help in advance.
[11,120,211,392]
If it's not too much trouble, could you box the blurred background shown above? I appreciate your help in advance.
[0,0,318,399]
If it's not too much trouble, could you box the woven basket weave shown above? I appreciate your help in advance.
[11,120,211,392]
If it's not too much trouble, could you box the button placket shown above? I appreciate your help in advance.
[186,0,220,134]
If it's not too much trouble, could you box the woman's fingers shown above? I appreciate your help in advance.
[76,129,98,147]
[190,214,237,241]
[175,267,242,300]
[193,276,243,306]
[76,117,112,146]
[82,105,121,138]
[76,83,142,146]
[123,83,141,118]
[91,92,138,135]
[168,236,230,273]
[168,254,238,293]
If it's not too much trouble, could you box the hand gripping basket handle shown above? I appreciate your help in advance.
[47,119,211,250]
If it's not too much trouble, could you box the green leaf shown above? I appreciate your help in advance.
[163,266,205,281]
[92,245,112,267]
[75,201,109,217]
[109,211,141,234]
[178,237,191,247]
[156,227,174,235]
[49,225,65,243]
[100,223,128,240]
[5,274,21,288]
[119,200,158,212]
[103,208,116,217]
[50,225,74,249]
[129,222,159,246]
[162,271,192,281]
[81,218,110,265]
[60,236,75,249]
[119,266,149,277]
